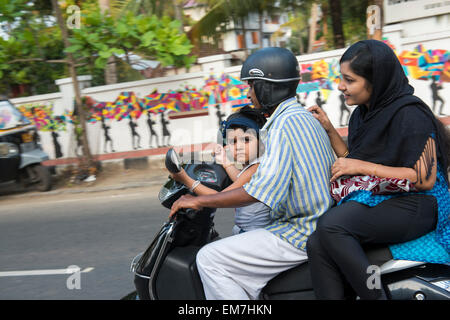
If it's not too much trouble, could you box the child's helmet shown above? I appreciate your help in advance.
[218,106,266,146]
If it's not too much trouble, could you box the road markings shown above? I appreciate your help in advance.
[0,266,94,277]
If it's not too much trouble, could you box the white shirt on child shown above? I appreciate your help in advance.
[232,157,272,235]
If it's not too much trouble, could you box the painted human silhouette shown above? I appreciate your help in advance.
[74,126,83,157]
[101,115,115,153]
[146,111,160,148]
[128,117,141,150]
[296,93,306,107]
[315,91,325,108]
[430,76,445,115]
[339,93,351,126]
[215,104,226,127]
[50,122,63,158]
[160,112,171,146]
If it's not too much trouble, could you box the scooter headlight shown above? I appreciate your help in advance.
[130,253,143,273]
[0,143,19,157]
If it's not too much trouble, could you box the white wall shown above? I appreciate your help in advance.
[9,23,449,160]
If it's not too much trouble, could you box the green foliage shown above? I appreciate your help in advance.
[341,0,369,45]
[190,0,277,39]
[0,1,195,95]
[0,1,66,95]
[67,10,195,69]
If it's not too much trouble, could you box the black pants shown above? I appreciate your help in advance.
[306,194,437,300]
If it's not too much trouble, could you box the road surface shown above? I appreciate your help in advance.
[0,186,234,299]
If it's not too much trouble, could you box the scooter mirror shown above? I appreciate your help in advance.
[165,148,182,173]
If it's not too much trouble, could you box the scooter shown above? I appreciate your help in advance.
[0,99,52,192]
[127,148,450,300]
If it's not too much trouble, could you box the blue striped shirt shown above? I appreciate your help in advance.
[243,97,335,250]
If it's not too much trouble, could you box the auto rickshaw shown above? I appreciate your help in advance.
[0,98,52,192]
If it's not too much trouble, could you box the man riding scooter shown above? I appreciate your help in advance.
[170,47,336,300]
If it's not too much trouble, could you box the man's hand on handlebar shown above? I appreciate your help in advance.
[169,194,203,218]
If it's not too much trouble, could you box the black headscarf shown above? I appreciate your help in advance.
[346,40,449,184]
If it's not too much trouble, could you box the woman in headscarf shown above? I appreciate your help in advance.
[307,40,450,300]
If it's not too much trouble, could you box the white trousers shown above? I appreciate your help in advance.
[196,228,308,300]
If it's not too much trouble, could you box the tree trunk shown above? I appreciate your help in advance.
[51,0,95,172]
[299,32,305,54]
[308,3,319,53]
[99,0,117,84]
[259,11,264,49]
[105,56,118,84]
[173,0,184,33]
[321,1,329,45]
[328,0,345,48]
[241,17,249,59]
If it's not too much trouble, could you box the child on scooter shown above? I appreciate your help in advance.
[169,106,271,235]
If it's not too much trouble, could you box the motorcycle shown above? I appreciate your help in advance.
[0,99,52,192]
[126,148,450,300]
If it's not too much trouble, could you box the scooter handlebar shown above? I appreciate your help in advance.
[170,208,198,222]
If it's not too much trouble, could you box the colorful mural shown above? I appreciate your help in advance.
[17,103,68,132]
[203,74,250,110]
[83,90,208,123]
[399,45,449,82]
[16,44,449,132]
[297,58,340,103]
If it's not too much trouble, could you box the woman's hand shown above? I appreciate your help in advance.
[169,194,203,218]
[330,158,372,182]
[308,105,334,133]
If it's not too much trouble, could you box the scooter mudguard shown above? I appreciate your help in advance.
[155,246,205,300]
[20,148,49,169]
[133,246,205,300]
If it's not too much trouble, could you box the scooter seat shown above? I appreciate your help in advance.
[262,262,313,299]
[261,245,393,299]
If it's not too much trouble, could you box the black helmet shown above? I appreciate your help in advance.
[241,47,300,82]
[241,47,300,115]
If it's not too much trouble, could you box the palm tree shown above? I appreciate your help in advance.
[272,7,310,54]
[188,0,281,57]
[111,0,185,32]
[99,0,118,84]
[111,0,181,20]
[328,0,345,48]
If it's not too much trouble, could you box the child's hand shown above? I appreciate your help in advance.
[213,144,229,164]
[169,168,188,184]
